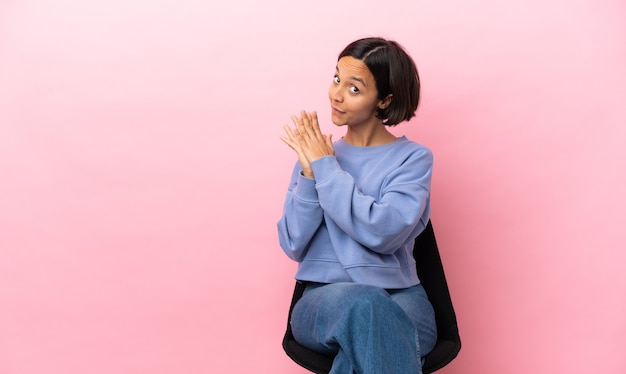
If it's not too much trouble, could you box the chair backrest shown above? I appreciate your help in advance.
[413,220,461,373]
[282,220,461,374]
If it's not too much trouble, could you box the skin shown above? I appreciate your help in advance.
[281,56,395,178]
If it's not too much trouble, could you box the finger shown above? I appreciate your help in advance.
[300,111,313,137]
[292,114,307,135]
[283,124,296,138]
[310,111,323,139]
[281,131,306,155]
[282,125,296,143]
[325,134,334,150]
[285,125,308,151]
[280,135,297,151]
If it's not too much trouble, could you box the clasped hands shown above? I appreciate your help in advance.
[281,111,334,179]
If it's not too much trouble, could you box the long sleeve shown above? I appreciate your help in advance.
[277,163,325,261]
[311,147,432,254]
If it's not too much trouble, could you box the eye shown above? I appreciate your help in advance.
[350,86,360,94]
[333,75,340,84]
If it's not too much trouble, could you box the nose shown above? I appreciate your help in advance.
[328,84,343,103]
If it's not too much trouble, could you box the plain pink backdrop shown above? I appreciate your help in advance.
[1,0,625,373]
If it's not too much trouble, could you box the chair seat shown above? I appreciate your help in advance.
[283,339,333,374]
[421,339,460,373]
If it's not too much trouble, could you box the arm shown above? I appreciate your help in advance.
[278,112,333,261]
[277,163,325,261]
[311,149,432,254]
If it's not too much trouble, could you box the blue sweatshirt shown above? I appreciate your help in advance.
[277,136,433,289]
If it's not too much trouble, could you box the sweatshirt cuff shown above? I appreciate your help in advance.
[293,172,319,202]
[310,155,341,184]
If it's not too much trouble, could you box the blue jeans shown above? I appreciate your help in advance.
[291,282,437,374]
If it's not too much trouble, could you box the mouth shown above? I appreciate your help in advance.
[332,107,345,115]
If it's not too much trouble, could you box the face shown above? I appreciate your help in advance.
[328,56,390,128]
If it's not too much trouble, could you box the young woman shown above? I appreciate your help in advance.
[278,37,437,373]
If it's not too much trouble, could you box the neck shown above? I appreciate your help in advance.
[343,123,397,147]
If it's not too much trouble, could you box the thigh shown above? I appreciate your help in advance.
[387,284,438,355]
[290,282,392,354]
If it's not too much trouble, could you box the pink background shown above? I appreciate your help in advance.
[1,0,625,373]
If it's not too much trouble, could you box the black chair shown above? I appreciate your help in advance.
[282,220,461,373]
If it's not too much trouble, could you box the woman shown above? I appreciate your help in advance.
[277,37,437,373]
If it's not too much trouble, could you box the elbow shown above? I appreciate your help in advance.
[365,222,415,254]
[278,235,307,262]
[364,233,403,254]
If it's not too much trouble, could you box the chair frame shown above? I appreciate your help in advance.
[282,220,461,373]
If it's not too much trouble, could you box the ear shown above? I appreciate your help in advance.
[378,94,393,110]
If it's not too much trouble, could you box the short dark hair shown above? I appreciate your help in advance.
[338,37,420,126]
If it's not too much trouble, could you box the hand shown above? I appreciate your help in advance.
[297,111,334,162]
[281,111,334,178]
[281,120,313,177]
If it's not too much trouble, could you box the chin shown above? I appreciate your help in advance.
[330,115,346,127]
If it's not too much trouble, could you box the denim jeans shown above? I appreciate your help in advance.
[291,282,437,374]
